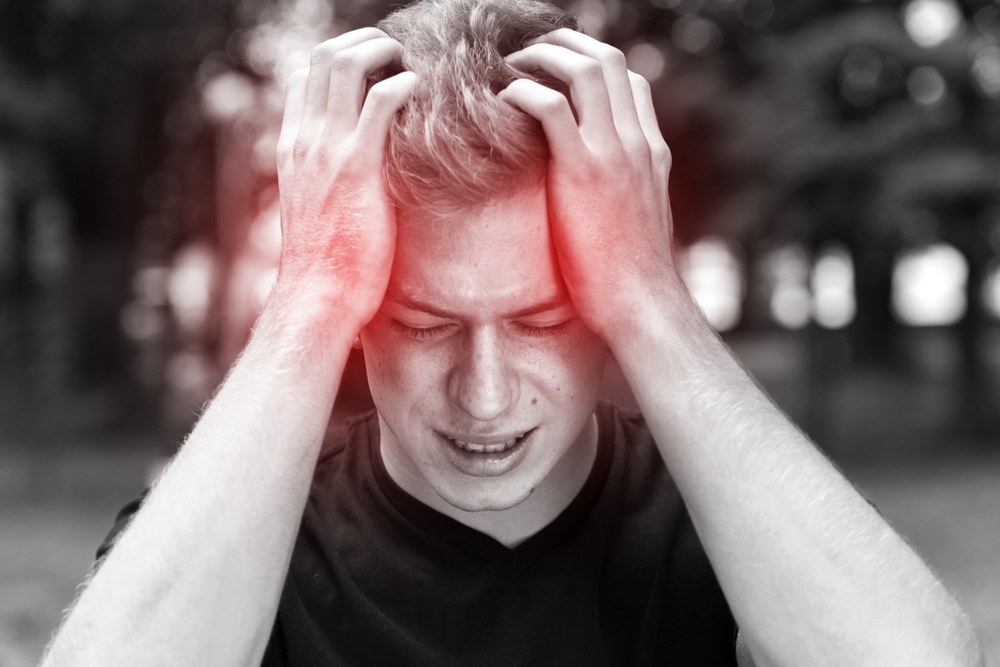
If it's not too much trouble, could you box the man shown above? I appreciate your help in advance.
[43,0,983,665]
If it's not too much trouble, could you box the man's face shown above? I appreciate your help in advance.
[360,187,607,513]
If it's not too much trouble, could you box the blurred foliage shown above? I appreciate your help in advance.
[4,0,1000,441]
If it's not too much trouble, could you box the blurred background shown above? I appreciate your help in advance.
[0,0,998,663]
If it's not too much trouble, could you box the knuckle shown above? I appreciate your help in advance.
[654,143,673,171]
[310,41,337,65]
[579,58,603,82]
[292,137,310,161]
[365,81,391,106]
[629,70,652,95]
[539,91,571,115]
[330,50,356,74]
[354,27,387,40]
[276,150,289,172]
[286,69,308,88]
[276,139,291,161]
[628,135,652,161]
[602,45,627,69]
[313,142,333,163]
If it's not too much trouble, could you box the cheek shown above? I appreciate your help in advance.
[564,333,608,395]
[360,325,446,410]
[359,326,406,408]
[525,330,607,400]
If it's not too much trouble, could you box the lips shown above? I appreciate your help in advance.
[447,434,525,454]
[436,428,536,477]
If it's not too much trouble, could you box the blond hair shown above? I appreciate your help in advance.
[378,0,579,219]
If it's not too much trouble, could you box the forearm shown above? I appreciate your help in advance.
[43,285,357,667]
[612,277,982,667]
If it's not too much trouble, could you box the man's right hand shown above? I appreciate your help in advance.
[39,30,417,667]
[274,28,417,330]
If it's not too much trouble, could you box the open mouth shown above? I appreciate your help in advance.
[446,432,529,454]
[437,428,536,477]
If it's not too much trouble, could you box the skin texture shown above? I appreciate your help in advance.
[39,23,984,667]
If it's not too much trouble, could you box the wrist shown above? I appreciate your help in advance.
[251,277,364,368]
[265,272,369,336]
[606,271,741,402]
[604,270,708,358]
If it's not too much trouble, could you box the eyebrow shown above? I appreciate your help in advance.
[386,286,572,320]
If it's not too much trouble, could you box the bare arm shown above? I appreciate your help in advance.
[501,29,983,667]
[41,29,416,667]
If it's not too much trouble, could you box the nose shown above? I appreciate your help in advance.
[450,326,518,422]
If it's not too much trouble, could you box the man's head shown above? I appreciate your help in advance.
[359,0,606,515]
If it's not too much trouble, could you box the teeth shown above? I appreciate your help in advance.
[450,435,523,453]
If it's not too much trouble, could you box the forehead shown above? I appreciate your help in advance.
[389,188,566,313]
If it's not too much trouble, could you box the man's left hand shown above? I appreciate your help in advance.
[499,30,682,347]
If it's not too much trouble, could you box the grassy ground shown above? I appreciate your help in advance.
[0,440,997,667]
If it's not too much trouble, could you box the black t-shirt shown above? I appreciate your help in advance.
[99,402,738,666]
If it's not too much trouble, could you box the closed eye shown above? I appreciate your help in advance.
[511,320,573,338]
[390,320,455,340]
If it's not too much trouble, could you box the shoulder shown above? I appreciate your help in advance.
[600,400,658,458]
[599,401,679,506]
[313,409,377,476]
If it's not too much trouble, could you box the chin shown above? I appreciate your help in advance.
[437,481,535,513]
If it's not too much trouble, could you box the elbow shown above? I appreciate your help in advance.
[949,610,986,667]
[908,603,985,667]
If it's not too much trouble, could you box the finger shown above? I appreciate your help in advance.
[505,43,618,151]
[324,38,405,141]
[497,78,589,167]
[628,71,668,157]
[629,71,672,205]
[276,69,309,167]
[300,28,389,143]
[355,71,419,158]
[529,29,642,140]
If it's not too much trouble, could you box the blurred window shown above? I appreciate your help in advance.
[892,243,968,326]
[811,243,856,329]
[680,236,744,332]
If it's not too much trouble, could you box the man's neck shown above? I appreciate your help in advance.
[381,414,599,548]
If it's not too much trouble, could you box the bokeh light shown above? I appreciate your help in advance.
[971,45,1000,98]
[892,243,968,326]
[902,0,965,49]
[811,243,856,329]
[671,16,722,56]
[980,260,1000,319]
[680,236,744,332]
[625,42,667,81]
[907,65,947,107]
[167,244,216,340]
[243,0,337,83]
[765,244,811,330]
